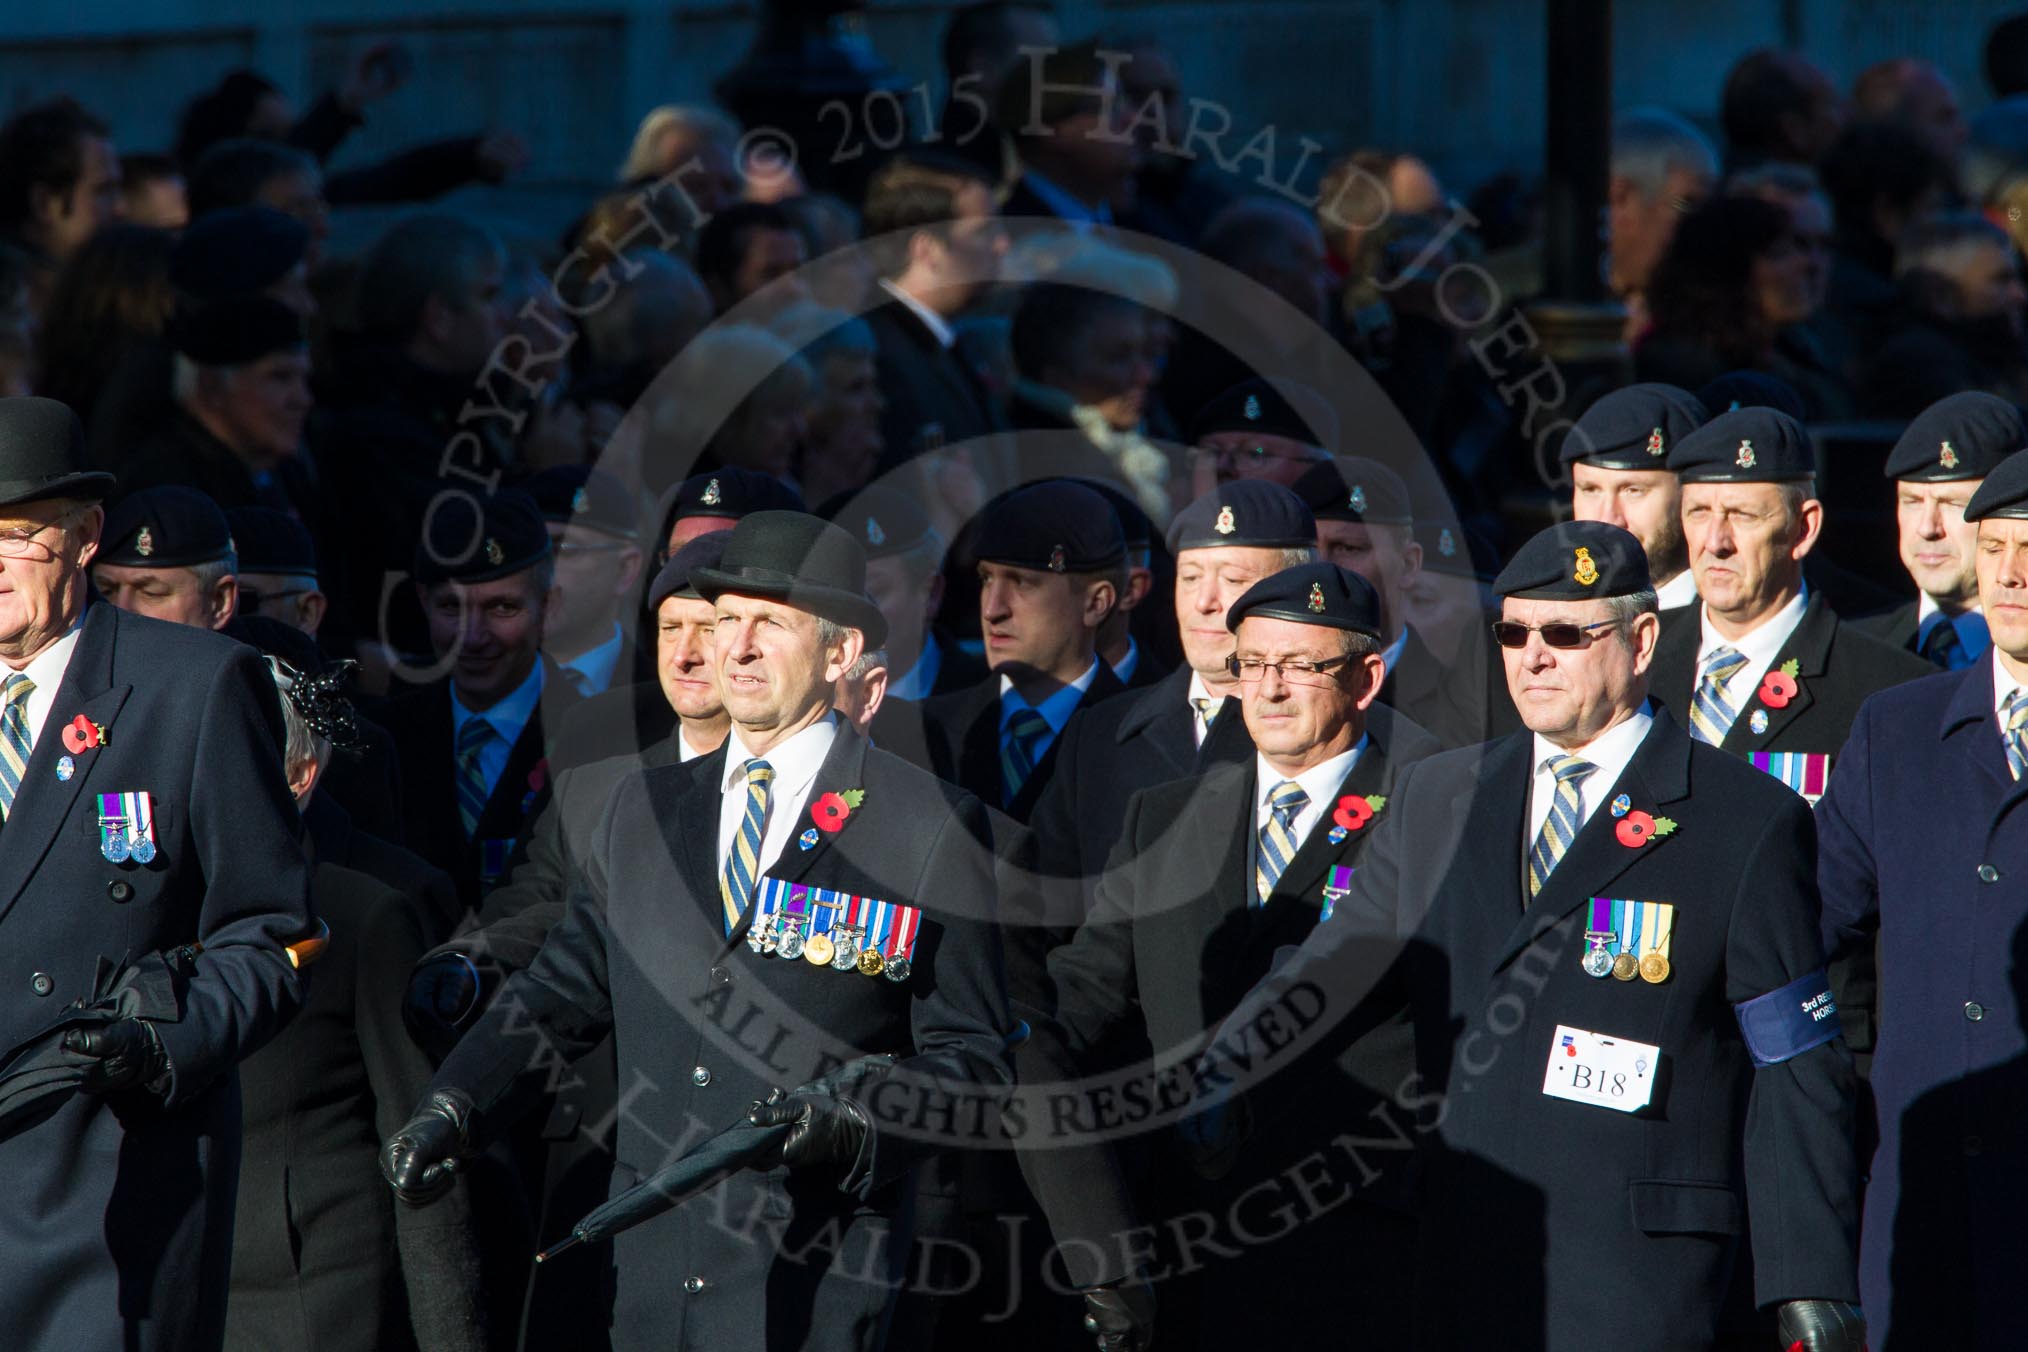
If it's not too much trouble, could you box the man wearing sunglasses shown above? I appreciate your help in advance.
[1020,559,1439,1351]
[1201,520,1865,1351]
[1562,382,1709,613]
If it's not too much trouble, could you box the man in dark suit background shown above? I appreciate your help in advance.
[993,40,1141,229]
[0,396,311,1351]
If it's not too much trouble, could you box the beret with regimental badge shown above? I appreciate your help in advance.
[0,396,115,508]
[1295,455,1414,524]
[1884,391,2025,483]
[1964,447,2028,521]
[100,486,235,569]
[1186,378,1339,452]
[1225,560,1383,637]
[663,467,806,524]
[524,464,640,540]
[1560,383,1709,469]
[690,510,888,645]
[225,505,316,579]
[1494,520,1652,600]
[1666,407,1817,484]
[821,482,933,560]
[1166,479,1316,553]
[647,530,732,610]
[411,489,552,586]
[973,480,1125,574]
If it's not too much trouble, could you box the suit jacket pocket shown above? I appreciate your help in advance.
[1627,1179,1743,1236]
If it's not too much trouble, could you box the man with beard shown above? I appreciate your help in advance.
[1564,383,1709,612]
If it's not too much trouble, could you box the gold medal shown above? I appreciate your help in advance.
[1612,952,1639,981]
[803,933,835,966]
[1639,951,1671,984]
[856,947,886,977]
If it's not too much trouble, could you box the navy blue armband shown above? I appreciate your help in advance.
[1733,969,1841,1067]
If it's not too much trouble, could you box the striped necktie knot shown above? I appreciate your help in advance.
[2005,690,2028,782]
[1255,780,1311,905]
[720,758,776,934]
[0,673,35,822]
[1001,707,1051,803]
[1689,645,1749,745]
[454,717,497,837]
[1526,755,1597,899]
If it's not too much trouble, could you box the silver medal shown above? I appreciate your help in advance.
[777,914,806,960]
[830,925,862,970]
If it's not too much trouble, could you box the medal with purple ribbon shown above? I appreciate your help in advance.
[1583,897,1617,977]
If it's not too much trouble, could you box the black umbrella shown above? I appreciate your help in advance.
[535,1052,897,1263]
[0,951,188,1141]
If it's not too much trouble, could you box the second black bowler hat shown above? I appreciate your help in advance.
[0,396,116,508]
[1493,521,1652,599]
[690,511,889,646]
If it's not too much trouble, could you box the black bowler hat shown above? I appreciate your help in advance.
[1166,479,1315,553]
[1494,521,1652,600]
[170,206,309,301]
[1295,456,1414,525]
[664,467,806,525]
[821,483,935,561]
[1694,370,1808,422]
[99,486,234,568]
[647,529,732,610]
[411,490,552,587]
[1885,392,2025,483]
[1666,407,1817,483]
[525,465,639,540]
[0,396,116,508]
[1187,378,1339,451]
[1225,561,1383,638]
[690,510,889,645]
[226,505,316,579]
[169,294,307,367]
[1965,448,2028,521]
[1560,383,1709,469]
[974,480,1126,574]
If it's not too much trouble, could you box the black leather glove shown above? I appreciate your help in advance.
[1082,1278,1156,1352]
[63,1019,170,1095]
[380,1089,477,1205]
[748,1091,871,1173]
[1776,1299,1867,1352]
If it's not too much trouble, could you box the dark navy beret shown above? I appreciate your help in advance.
[1965,448,2028,521]
[1166,479,1316,553]
[225,505,316,578]
[821,482,934,560]
[1884,392,2025,482]
[1666,407,1817,484]
[1493,521,1652,600]
[1295,456,1414,525]
[1416,518,1499,581]
[1186,378,1338,450]
[524,465,639,540]
[1225,560,1383,638]
[1694,370,1808,422]
[974,480,1125,573]
[647,529,732,609]
[664,467,806,523]
[169,294,307,367]
[169,206,309,301]
[412,489,552,586]
[99,486,234,568]
[1561,383,1709,469]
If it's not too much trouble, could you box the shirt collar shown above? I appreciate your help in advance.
[1000,658,1100,735]
[878,278,957,349]
[1255,737,1366,811]
[1531,703,1654,789]
[451,659,545,745]
[721,712,840,800]
[1918,592,1991,659]
[18,611,85,689]
[1109,635,1140,685]
[1655,570,1700,610]
[890,637,943,702]
[1696,585,1808,671]
[1019,169,1113,226]
[558,622,625,694]
[1378,626,1409,675]
[1993,652,2028,724]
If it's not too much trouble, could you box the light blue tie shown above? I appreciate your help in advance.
[1255,781,1310,905]
[1526,756,1596,899]
[455,717,496,836]
[1689,647,1748,745]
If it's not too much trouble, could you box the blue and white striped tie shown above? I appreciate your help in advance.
[720,759,775,933]
[2005,690,2028,783]
[1526,756,1596,899]
[1688,647,1748,745]
[0,674,34,821]
[1255,780,1310,905]
[455,717,496,837]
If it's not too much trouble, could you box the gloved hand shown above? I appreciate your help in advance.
[1776,1299,1867,1352]
[380,1089,477,1205]
[63,1019,169,1095]
[1081,1278,1155,1352]
[749,1090,871,1173]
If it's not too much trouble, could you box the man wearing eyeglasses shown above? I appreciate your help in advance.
[0,397,312,1352]
[1183,378,1336,499]
[1019,559,1438,1351]
[526,465,645,699]
[1200,520,1866,1351]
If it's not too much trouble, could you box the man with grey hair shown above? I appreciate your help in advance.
[1608,107,1717,324]
[91,486,239,631]
[614,103,742,215]
[1861,212,2028,417]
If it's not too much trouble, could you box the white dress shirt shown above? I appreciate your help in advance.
[1253,740,1366,845]
[449,661,545,802]
[877,278,957,349]
[716,713,839,882]
[1655,570,1699,611]
[1993,653,2028,742]
[5,615,85,752]
[1693,588,1809,711]
[1524,706,1654,849]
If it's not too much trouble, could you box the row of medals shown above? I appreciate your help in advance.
[101,828,156,864]
[751,910,911,982]
[1582,939,1670,984]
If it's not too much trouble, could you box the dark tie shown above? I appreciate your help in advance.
[1001,707,1050,803]
[1919,618,1963,670]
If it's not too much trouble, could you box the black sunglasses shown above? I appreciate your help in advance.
[1490,619,1623,650]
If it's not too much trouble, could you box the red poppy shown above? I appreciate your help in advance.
[527,758,549,794]
[1758,669,1797,709]
[61,715,100,754]
[1615,810,1656,848]
[1332,796,1375,832]
[813,792,853,833]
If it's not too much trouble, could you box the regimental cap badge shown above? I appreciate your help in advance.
[571,486,589,514]
[1735,439,1756,469]
[1438,527,1457,557]
[484,537,504,566]
[1646,427,1665,456]
[1214,504,1236,535]
[866,517,886,546]
[1349,485,1368,514]
[1048,544,1066,573]
[701,478,722,506]
[1243,394,1262,421]
[135,526,154,558]
[1940,440,1960,470]
[1573,546,1599,586]
[1307,582,1327,613]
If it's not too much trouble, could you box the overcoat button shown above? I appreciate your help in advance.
[108,880,134,902]
[692,1066,711,1087]
[30,973,52,997]
[1966,1002,1986,1022]
[1977,864,2000,884]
